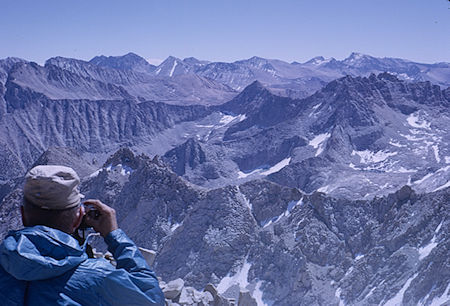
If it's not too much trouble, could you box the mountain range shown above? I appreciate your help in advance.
[0,51,449,305]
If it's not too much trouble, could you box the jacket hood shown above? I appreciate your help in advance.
[0,225,87,281]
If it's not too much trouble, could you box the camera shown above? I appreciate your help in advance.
[78,203,101,230]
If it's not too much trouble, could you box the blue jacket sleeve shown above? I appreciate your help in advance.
[99,229,165,306]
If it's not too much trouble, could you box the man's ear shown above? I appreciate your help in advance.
[20,205,28,226]
[71,205,85,234]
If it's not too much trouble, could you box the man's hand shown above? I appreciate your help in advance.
[83,199,118,237]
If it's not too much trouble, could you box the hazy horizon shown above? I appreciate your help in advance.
[3,50,449,67]
[1,0,448,65]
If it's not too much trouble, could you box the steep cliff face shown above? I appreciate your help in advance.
[0,83,211,180]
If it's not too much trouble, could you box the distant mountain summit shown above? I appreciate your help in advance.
[154,56,191,77]
[89,52,157,74]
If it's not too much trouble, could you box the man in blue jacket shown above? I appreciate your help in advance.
[0,165,165,305]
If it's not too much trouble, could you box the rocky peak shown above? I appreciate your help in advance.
[163,138,206,176]
[89,52,156,74]
[0,57,28,79]
[182,57,209,67]
[321,75,380,105]
[154,56,191,77]
[158,56,180,67]
[218,80,272,115]
[342,52,373,65]
[304,56,329,65]
[309,75,395,131]
[322,73,406,103]
[103,147,142,171]
[238,56,268,66]
[241,80,266,93]
[45,56,88,69]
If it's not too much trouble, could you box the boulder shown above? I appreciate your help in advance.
[178,287,215,306]
[164,278,185,300]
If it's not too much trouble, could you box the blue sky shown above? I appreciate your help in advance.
[0,0,448,64]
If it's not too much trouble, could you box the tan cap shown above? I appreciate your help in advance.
[24,165,84,210]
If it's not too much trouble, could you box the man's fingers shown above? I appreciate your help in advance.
[80,199,118,237]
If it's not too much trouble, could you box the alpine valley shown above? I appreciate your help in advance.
[0,52,449,305]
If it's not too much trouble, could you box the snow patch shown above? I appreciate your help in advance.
[261,215,283,228]
[335,287,345,306]
[418,238,438,260]
[309,133,330,156]
[389,140,406,148]
[433,180,450,192]
[349,163,358,170]
[260,199,302,228]
[438,165,450,173]
[445,156,450,164]
[105,164,134,176]
[238,169,260,179]
[237,186,252,211]
[414,173,434,185]
[217,259,251,294]
[352,150,397,164]
[171,222,181,232]
[395,167,417,173]
[344,266,354,277]
[432,145,440,163]
[195,124,215,128]
[383,273,418,306]
[260,158,291,176]
[285,198,303,216]
[309,103,322,117]
[428,283,450,306]
[220,114,246,125]
[253,281,267,306]
[317,185,332,193]
[407,113,430,129]
[393,72,414,81]
[238,158,291,178]
[418,222,442,260]
[310,57,332,65]
[435,221,443,234]
[355,254,364,261]
[364,287,376,299]
[89,168,102,178]
[400,133,425,141]
[169,60,178,77]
